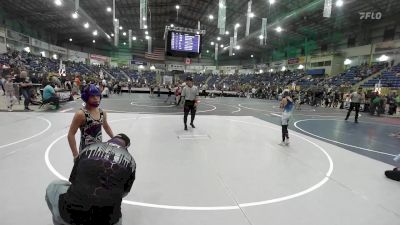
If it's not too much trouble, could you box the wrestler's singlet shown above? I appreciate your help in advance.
[79,108,104,151]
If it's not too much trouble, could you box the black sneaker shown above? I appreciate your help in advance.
[184,125,188,131]
[190,123,195,128]
[24,108,33,111]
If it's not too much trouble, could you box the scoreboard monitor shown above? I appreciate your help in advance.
[166,31,202,57]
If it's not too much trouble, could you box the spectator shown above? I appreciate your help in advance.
[117,82,122,95]
[127,81,132,94]
[15,70,33,111]
[388,93,397,115]
[74,76,81,88]
[113,83,118,94]
[279,90,294,146]
[65,79,72,91]
[102,85,110,98]
[175,84,182,105]
[150,85,154,97]
[4,75,17,111]
[164,85,174,104]
[0,75,5,95]
[42,82,60,110]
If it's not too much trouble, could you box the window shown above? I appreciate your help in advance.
[348,37,356,47]
[321,44,328,52]
[383,28,395,41]
[324,61,331,66]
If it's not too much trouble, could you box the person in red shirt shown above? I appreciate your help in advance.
[74,77,81,88]
[175,83,182,106]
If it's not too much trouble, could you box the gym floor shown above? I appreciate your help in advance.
[1,93,399,225]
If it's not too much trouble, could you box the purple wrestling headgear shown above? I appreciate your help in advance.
[81,84,101,103]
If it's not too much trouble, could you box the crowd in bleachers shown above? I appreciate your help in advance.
[177,73,208,85]
[0,49,113,110]
[0,49,399,114]
[362,63,400,88]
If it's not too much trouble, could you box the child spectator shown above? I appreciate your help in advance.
[4,75,17,112]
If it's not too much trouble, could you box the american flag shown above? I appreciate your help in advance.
[145,48,165,61]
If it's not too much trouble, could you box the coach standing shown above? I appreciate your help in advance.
[181,77,199,131]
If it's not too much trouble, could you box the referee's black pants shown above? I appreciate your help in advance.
[184,100,196,125]
[345,102,360,122]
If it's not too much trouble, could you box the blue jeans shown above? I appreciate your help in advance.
[0,83,5,94]
[20,88,30,108]
[45,180,122,225]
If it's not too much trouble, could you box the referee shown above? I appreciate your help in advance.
[345,87,364,123]
[181,77,199,131]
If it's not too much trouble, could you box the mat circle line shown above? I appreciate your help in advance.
[45,116,333,211]
[0,116,52,149]
[294,118,397,157]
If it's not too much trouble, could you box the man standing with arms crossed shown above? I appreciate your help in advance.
[181,77,199,131]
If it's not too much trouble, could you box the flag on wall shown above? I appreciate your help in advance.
[145,48,165,61]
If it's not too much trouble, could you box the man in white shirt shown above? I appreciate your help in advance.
[102,86,110,98]
[345,87,364,123]
[181,77,199,131]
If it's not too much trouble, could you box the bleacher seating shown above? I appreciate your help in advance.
[1,49,399,91]
[362,64,400,88]
[207,74,220,88]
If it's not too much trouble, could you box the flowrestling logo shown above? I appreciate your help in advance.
[359,12,382,20]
